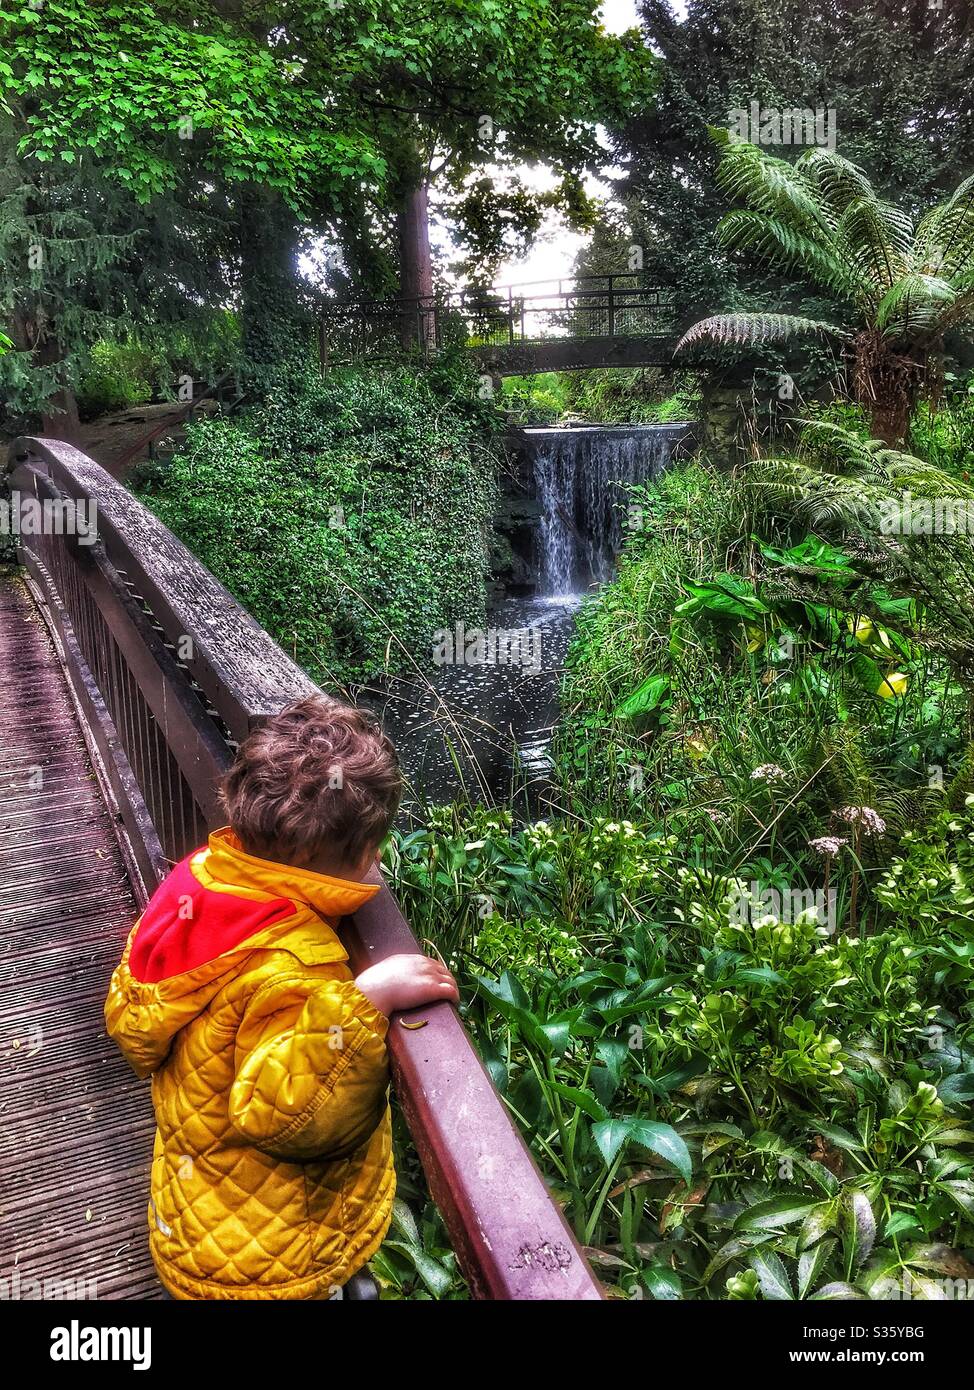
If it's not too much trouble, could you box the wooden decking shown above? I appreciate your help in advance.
[0,570,159,1299]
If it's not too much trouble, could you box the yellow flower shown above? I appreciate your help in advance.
[848,615,873,642]
[877,671,908,698]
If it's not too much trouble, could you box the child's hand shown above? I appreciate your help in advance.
[355,954,459,1019]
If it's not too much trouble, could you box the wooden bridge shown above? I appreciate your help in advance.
[0,436,603,1301]
[319,273,681,376]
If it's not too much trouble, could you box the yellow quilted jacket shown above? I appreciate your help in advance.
[105,828,395,1300]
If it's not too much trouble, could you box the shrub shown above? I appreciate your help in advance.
[77,315,241,419]
[136,359,500,685]
[77,340,156,417]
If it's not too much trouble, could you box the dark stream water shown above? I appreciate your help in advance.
[366,422,694,808]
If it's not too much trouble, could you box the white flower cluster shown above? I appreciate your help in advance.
[750,763,787,782]
[808,835,848,857]
[835,805,887,836]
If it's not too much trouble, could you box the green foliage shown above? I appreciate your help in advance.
[558,432,974,929]
[589,0,974,328]
[500,373,572,426]
[746,421,974,675]
[370,1195,466,1300]
[136,360,499,685]
[676,137,974,439]
[501,368,699,426]
[389,804,974,1298]
[3,0,654,208]
[911,383,974,480]
[76,316,241,418]
[76,339,152,416]
[0,102,241,421]
[1,0,653,414]
[2,0,386,204]
[560,368,700,425]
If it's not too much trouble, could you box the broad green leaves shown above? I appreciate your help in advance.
[592,1116,692,1185]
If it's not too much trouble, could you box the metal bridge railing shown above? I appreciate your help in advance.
[5,435,604,1301]
[319,273,678,363]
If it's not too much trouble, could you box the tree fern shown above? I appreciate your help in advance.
[678,137,974,442]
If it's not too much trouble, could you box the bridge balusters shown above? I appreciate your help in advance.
[4,436,605,1301]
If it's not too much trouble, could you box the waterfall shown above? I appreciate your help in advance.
[526,423,694,595]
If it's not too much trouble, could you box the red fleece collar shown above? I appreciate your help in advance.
[129,856,296,984]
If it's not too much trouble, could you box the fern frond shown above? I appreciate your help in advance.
[875,274,956,338]
[746,458,883,531]
[714,138,834,242]
[796,149,875,221]
[675,313,844,354]
[835,198,914,297]
[914,174,974,284]
[717,211,855,297]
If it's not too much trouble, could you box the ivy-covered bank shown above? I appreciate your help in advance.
[135,361,500,684]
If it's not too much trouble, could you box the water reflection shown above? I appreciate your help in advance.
[361,594,581,811]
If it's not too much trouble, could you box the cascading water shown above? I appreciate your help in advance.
[370,419,695,809]
[527,423,694,595]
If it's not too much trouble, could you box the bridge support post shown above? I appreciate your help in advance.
[699,373,752,467]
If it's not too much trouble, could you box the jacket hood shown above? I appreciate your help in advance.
[105,829,380,1078]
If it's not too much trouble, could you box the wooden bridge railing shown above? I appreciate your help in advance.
[5,436,604,1301]
[319,273,678,366]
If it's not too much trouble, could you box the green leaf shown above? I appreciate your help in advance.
[546,1081,608,1122]
[594,1039,630,1086]
[810,1281,868,1300]
[703,1232,774,1282]
[938,1180,974,1220]
[845,1191,876,1270]
[884,1211,922,1240]
[530,1018,572,1057]
[675,574,770,621]
[383,1241,454,1299]
[614,674,669,719]
[641,1264,683,1300]
[799,1199,840,1250]
[389,1198,420,1247]
[591,1116,692,1184]
[735,1195,822,1232]
[798,1238,837,1299]
[807,1122,865,1153]
[629,1119,693,1185]
[750,1248,794,1300]
[937,1073,974,1107]
[591,1118,633,1167]
[732,966,785,987]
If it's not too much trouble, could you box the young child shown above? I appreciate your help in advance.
[105,695,458,1300]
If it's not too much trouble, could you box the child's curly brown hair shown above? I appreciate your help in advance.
[221,695,401,872]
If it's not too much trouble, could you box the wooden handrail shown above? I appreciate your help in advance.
[112,372,242,475]
[5,435,604,1301]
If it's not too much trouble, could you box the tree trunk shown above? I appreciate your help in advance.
[852,330,926,447]
[40,387,82,444]
[865,390,915,451]
[396,178,434,350]
[10,308,82,443]
[238,185,305,381]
